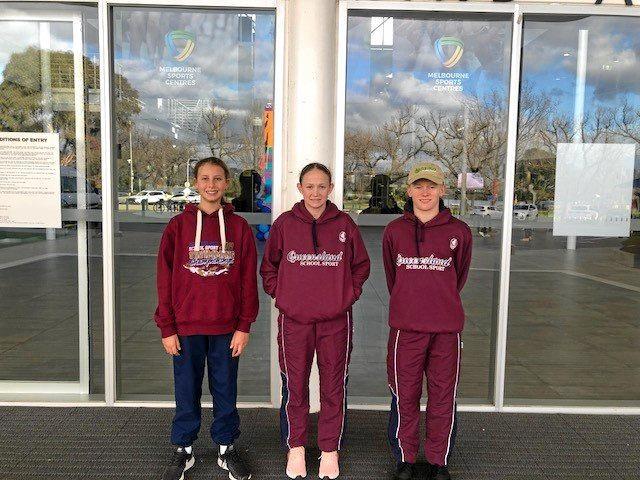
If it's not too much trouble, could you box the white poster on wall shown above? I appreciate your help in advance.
[0,132,61,228]
[553,143,635,237]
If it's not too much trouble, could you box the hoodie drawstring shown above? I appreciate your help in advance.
[312,219,319,254]
[195,208,203,248]
[414,222,420,257]
[195,208,227,252]
[218,208,227,252]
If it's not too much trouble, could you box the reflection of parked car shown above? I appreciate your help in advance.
[567,204,598,221]
[61,166,101,208]
[513,203,538,220]
[170,191,200,204]
[471,205,503,219]
[129,190,170,204]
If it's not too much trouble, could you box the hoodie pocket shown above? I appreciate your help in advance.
[174,283,194,316]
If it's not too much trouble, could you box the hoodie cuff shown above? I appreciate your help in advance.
[160,323,178,338]
[236,319,253,334]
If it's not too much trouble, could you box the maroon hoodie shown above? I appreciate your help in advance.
[260,201,370,323]
[382,207,472,333]
[154,203,258,338]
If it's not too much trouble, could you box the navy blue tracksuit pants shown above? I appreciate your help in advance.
[171,333,240,447]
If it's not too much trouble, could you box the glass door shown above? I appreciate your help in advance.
[341,10,513,405]
[0,3,102,396]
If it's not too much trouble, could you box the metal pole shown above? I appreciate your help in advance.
[129,129,134,194]
[494,6,523,410]
[40,21,57,241]
[98,0,117,405]
[73,13,90,395]
[460,104,469,216]
[567,29,588,251]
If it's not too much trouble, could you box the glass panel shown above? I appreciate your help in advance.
[0,3,103,393]
[344,11,513,404]
[506,15,640,404]
[112,7,276,401]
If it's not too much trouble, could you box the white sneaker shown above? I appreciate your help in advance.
[286,446,307,479]
[319,451,339,479]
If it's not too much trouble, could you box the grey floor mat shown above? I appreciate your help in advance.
[1,408,638,479]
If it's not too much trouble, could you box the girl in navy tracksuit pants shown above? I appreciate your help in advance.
[260,163,370,480]
[383,163,472,480]
[155,157,258,480]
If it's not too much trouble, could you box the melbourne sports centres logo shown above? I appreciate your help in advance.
[434,36,464,68]
[165,30,196,62]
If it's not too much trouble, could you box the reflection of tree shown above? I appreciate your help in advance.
[197,100,266,171]
[418,93,507,190]
[0,46,140,189]
[375,105,426,184]
[615,98,640,144]
[345,82,640,211]
[120,128,196,191]
[344,94,509,207]
[515,148,555,203]
[344,129,375,203]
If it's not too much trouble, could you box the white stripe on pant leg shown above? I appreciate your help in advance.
[281,313,292,449]
[393,329,405,462]
[337,310,351,449]
[444,333,461,465]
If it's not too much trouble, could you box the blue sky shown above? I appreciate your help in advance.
[345,14,640,134]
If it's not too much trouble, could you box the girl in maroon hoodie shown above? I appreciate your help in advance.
[383,163,472,480]
[155,157,257,480]
[260,163,370,480]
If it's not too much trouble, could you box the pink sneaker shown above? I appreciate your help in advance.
[286,446,307,479]
[319,451,339,479]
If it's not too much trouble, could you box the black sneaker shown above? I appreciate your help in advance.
[394,462,414,480]
[426,463,451,480]
[218,444,252,480]
[162,447,195,480]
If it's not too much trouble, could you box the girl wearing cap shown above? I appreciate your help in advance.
[383,162,472,480]
[260,162,370,480]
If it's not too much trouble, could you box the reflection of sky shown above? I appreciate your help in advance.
[345,14,512,131]
[523,16,640,117]
[0,12,99,83]
[113,8,276,145]
[0,21,39,83]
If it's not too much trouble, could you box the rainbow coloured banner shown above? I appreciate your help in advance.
[434,36,464,69]
[165,30,196,62]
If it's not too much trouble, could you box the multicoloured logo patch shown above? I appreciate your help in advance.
[165,30,196,62]
[434,36,464,68]
[184,242,234,277]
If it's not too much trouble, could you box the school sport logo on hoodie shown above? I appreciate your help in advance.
[286,250,344,267]
[396,253,452,272]
[184,241,235,277]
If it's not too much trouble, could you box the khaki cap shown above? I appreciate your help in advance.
[407,162,445,186]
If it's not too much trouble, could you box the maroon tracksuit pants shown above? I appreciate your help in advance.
[277,310,352,452]
[387,328,461,466]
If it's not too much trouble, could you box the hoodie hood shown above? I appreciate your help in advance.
[403,206,453,256]
[184,202,235,216]
[291,200,341,224]
[184,202,235,253]
[292,200,342,253]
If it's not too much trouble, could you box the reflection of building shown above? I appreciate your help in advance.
[238,13,256,102]
[164,98,210,131]
[369,16,393,100]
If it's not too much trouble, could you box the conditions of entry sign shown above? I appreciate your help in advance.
[0,132,62,228]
